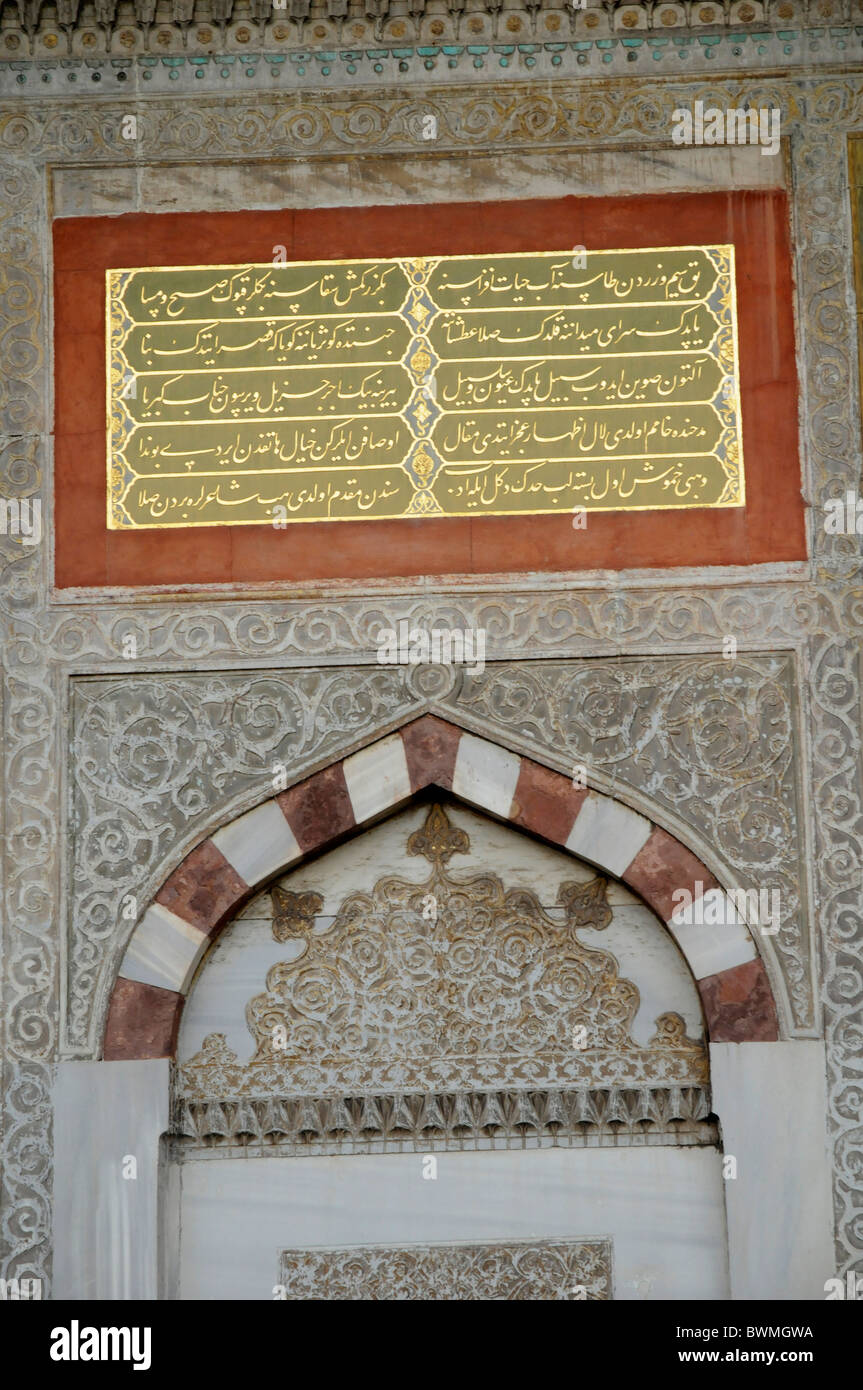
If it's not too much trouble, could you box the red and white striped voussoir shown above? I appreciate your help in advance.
[103,714,779,1060]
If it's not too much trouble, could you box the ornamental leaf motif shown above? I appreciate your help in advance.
[272,889,324,942]
[179,803,706,1097]
[278,1239,612,1301]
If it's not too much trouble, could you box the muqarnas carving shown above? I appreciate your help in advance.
[179,803,706,1097]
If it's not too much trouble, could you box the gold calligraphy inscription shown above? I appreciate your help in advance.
[106,247,744,528]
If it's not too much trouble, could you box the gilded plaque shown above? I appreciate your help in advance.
[107,246,744,528]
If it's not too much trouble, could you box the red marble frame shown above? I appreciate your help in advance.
[54,189,805,590]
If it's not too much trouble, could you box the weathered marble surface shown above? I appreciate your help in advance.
[710,1041,836,1300]
[178,1146,729,1299]
[52,1060,170,1301]
[51,145,782,219]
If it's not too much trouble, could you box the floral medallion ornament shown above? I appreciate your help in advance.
[272,890,323,942]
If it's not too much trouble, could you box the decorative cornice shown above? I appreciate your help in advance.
[1,0,857,53]
[172,1083,718,1149]
[1,0,861,88]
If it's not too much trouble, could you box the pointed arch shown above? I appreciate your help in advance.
[103,715,779,1059]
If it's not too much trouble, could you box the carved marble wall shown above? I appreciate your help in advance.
[1,66,861,1293]
[177,1145,728,1298]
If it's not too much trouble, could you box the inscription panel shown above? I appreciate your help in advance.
[107,246,744,528]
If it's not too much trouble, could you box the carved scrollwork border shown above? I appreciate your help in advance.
[1,74,861,1289]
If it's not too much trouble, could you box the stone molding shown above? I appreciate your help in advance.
[172,1083,718,1150]
[3,33,863,98]
[0,0,853,50]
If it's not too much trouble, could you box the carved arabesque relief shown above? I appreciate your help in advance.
[278,1238,613,1301]
[68,667,420,1050]
[178,804,707,1098]
[459,654,811,1031]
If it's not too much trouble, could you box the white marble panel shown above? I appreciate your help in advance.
[178,1146,728,1301]
[604,878,643,906]
[212,799,301,887]
[232,886,273,924]
[710,1042,835,1300]
[178,919,306,1065]
[53,1060,170,1300]
[669,889,758,978]
[120,903,207,994]
[579,904,704,1045]
[451,733,521,817]
[565,794,653,876]
[343,734,412,824]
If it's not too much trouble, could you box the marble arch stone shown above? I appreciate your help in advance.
[102,714,779,1060]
